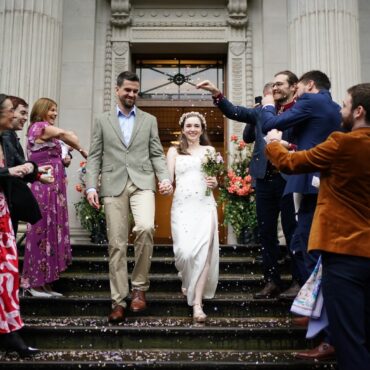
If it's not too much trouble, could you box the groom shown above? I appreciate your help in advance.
[86,71,172,322]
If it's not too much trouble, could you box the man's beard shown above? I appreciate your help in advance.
[274,93,288,104]
[121,97,135,109]
[341,116,353,132]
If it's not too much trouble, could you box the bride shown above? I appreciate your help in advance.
[167,111,219,323]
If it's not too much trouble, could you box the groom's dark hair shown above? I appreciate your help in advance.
[117,71,140,87]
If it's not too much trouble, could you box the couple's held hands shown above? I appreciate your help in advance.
[158,179,173,195]
[205,176,218,189]
[8,163,34,177]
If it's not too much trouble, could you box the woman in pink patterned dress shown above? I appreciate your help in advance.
[21,98,87,297]
[0,94,39,357]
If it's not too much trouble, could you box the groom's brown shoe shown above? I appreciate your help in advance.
[108,305,125,323]
[130,289,147,312]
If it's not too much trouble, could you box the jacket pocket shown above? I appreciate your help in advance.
[142,164,153,172]
[102,164,113,172]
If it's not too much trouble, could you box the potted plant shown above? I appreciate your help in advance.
[219,135,258,244]
[74,161,107,244]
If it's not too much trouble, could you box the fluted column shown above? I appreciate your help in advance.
[288,0,361,102]
[0,0,63,103]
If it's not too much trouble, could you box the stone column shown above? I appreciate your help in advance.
[105,0,132,111]
[0,0,63,104]
[288,0,361,102]
[226,0,251,243]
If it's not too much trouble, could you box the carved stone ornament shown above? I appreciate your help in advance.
[229,42,246,56]
[111,0,131,28]
[112,42,129,56]
[227,0,248,27]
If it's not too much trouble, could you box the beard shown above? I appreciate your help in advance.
[120,97,135,110]
[273,92,288,104]
[341,115,354,132]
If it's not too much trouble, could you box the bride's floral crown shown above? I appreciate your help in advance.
[178,111,207,128]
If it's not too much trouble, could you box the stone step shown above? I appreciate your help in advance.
[0,349,336,369]
[50,272,292,293]
[18,256,290,275]
[38,243,263,258]
[19,321,309,351]
[20,293,293,318]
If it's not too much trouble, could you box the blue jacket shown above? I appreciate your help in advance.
[216,96,292,181]
[261,90,341,195]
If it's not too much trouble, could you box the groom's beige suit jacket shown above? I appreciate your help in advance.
[85,107,169,196]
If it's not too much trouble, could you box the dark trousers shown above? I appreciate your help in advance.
[290,193,320,285]
[11,215,19,237]
[322,252,370,370]
[256,173,298,285]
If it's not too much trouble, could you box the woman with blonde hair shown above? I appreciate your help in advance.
[167,111,220,323]
[21,97,87,297]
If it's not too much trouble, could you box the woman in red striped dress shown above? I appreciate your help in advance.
[0,94,39,357]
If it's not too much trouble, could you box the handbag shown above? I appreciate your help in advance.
[291,256,323,318]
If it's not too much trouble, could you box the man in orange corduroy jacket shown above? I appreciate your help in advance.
[264,83,370,370]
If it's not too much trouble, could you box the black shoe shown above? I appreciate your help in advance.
[279,281,301,300]
[1,331,40,358]
[253,282,280,299]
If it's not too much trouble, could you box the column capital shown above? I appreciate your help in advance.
[111,0,132,28]
[227,0,248,27]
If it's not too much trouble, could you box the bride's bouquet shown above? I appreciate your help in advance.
[201,149,224,196]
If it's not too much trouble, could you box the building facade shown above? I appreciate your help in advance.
[1,0,369,242]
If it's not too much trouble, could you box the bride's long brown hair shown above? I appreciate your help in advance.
[177,111,211,155]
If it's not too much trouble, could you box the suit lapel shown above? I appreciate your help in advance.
[107,108,126,147]
[128,108,144,148]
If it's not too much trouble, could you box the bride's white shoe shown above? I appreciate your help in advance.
[193,304,207,323]
[26,288,52,298]
[43,285,63,297]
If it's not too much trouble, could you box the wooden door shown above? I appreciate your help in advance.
[138,106,226,243]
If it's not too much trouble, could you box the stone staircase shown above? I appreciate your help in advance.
[0,243,337,369]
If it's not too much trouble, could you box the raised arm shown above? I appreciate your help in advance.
[261,94,312,134]
[38,125,87,158]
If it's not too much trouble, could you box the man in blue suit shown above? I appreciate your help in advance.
[261,70,342,286]
[197,74,299,299]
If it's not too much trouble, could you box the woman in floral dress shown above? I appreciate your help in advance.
[21,98,87,297]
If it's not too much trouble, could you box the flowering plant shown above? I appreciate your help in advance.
[219,135,257,239]
[201,149,224,195]
[74,161,107,244]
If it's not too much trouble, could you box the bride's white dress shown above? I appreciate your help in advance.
[171,154,219,306]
